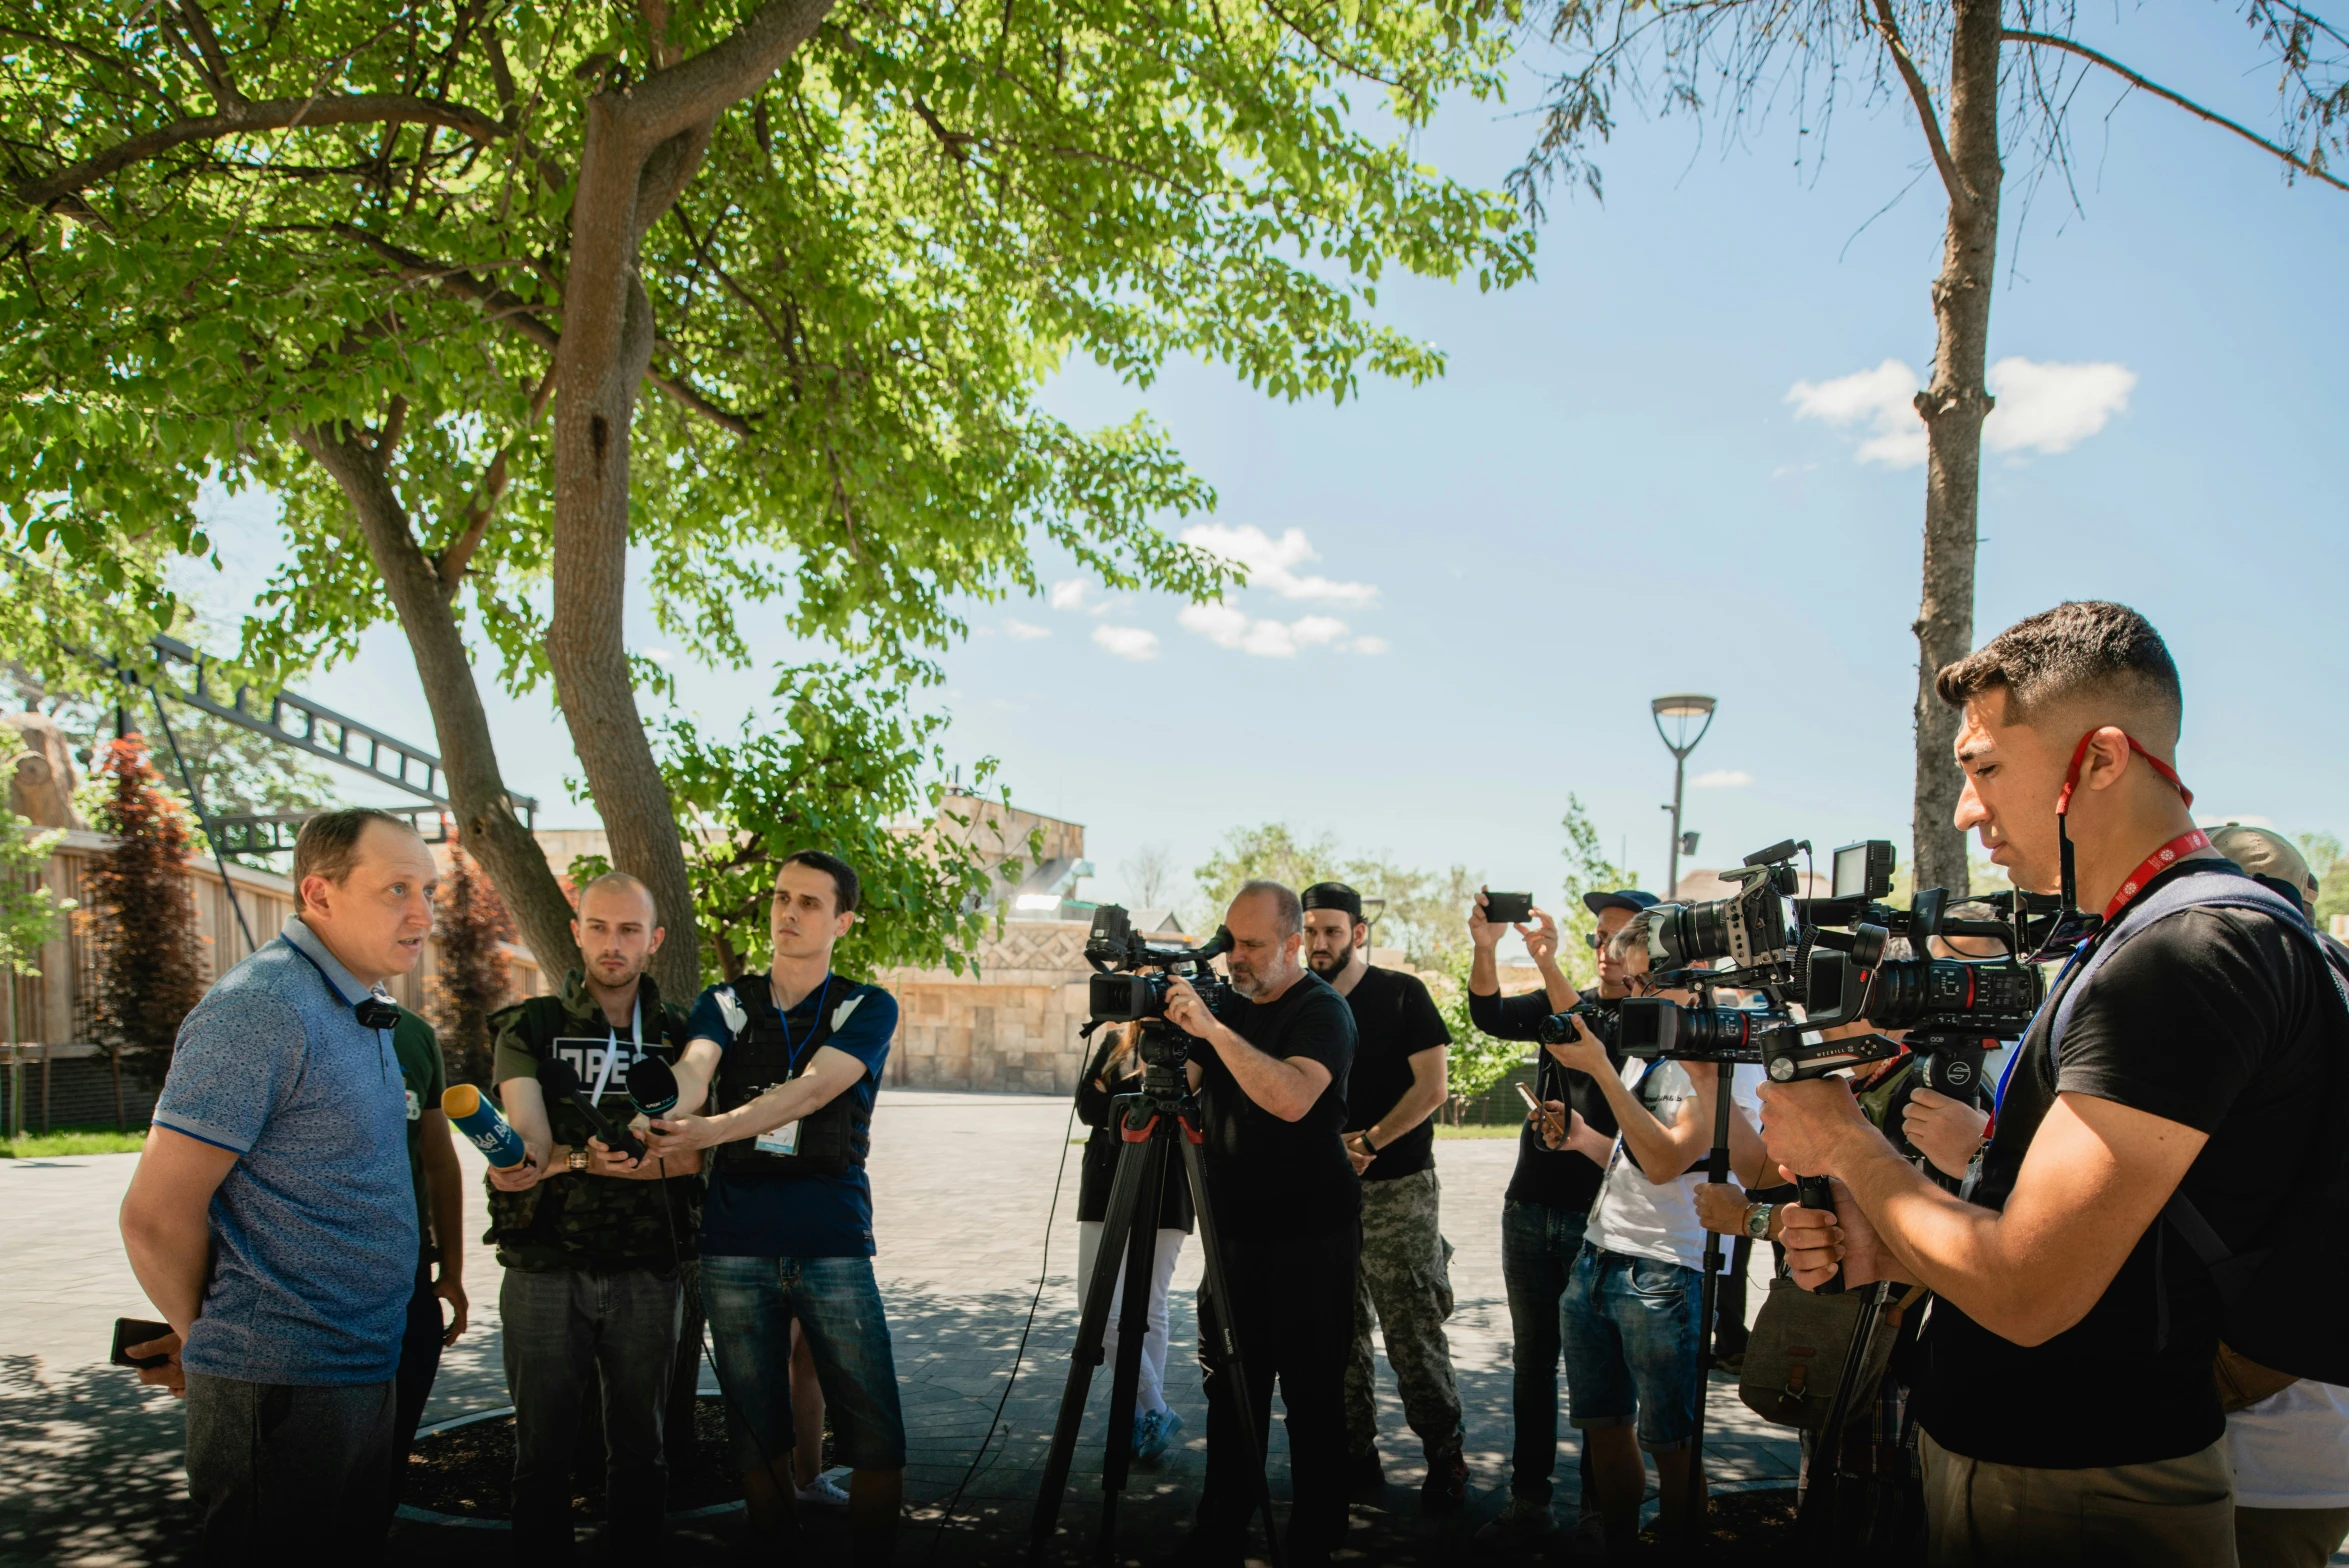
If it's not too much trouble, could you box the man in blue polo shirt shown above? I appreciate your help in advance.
[119,808,436,1560]
[644,849,904,1563]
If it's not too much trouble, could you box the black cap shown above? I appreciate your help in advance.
[1582,888,1660,918]
[1301,882,1365,922]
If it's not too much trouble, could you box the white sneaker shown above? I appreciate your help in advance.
[795,1469,851,1509]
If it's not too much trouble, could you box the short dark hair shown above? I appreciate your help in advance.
[292,808,414,903]
[1935,601,2182,742]
[781,849,860,915]
[1233,879,1303,939]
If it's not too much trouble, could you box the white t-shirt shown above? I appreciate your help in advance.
[1584,1057,1766,1269]
[2226,1380,2349,1509]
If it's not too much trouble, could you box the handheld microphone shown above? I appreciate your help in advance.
[627,1056,680,1118]
[441,1083,528,1168]
[539,1056,649,1162]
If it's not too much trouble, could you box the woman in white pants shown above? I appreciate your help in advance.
[1074,1025,1193,1461]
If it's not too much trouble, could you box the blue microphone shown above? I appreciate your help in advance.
[442,1083,528,1168]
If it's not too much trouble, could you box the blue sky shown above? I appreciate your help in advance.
[194,5,2348,922]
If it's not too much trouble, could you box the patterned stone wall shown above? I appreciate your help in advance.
[880,920,1097,1095]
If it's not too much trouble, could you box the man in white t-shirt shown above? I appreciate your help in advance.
[1539,921,1767,1555]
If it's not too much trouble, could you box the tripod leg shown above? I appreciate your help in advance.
[1798,1281,1888,1555]
[1684,1067,1737,1533]
[1031,1125,1155,1559]
[1180,1133,1286,1568]
[1094,1139,1168,1556]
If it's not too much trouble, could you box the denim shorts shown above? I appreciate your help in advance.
[701,1253,908,1471]
[1559,1243,1704,1453]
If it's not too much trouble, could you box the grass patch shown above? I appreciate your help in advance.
[2,1126,149,1158]
[1434,1122,1525,1139]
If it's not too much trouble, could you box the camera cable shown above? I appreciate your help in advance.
[926,1091,1081,1562]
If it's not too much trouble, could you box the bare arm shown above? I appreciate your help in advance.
[486,1074,564,1192]
[670,1037,721,1117]
[1762,1079,2205,1345]
[1364,1046,1448,1148]
[416,1109,470,1343]
[642,1043,866,1156]
[1163,978,1331,1123]
[120,1127,238,1340]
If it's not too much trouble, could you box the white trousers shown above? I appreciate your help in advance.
[1075,1220,1186,1418]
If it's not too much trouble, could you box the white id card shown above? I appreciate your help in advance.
[755,1120,802,1157]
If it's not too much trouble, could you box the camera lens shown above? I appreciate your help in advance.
[1863,959,2042,1033]
[1648,900,1730,968]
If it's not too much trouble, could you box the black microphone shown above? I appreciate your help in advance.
[627,1056,680,1118]
[539,1056,648,1162]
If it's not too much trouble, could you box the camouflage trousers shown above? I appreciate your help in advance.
[1345,1166,1465,1462]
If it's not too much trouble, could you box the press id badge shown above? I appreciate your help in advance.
[756,1120,802,1157]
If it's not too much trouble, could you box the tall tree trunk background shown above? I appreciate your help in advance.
[1909,0,2005,900]
[300,427,584,984]
[546,0,835,1002]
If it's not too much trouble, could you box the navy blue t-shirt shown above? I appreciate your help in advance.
[686,972,899,1259]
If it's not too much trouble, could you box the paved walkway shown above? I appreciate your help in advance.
[0,1093,1798,1565]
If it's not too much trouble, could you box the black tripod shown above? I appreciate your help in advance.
[1684,1064,1738,1531]
[1030,1024,1281,1566]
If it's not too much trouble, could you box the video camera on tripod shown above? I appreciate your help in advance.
[1083,905,1233,1035]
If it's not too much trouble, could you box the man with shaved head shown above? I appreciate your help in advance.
[1162,879,1361,1567]
[483,871,701,1560]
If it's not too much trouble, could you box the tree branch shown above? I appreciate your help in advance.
[437,447,508,597]
[170,1,248,110]
[14,94,507,209]
[599,0,836,149]
[1871,0,1978,219]
[2003,28,2349,194]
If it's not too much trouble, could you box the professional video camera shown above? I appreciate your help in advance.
[1628,838,2057,1089]
[1083,905,1234,1043]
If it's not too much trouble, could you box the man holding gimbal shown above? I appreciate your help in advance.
[1161,879,1360,1568]
[1763,603,2347,1566]
[482,872,698,1560]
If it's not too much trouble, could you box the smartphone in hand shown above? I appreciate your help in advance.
[1482,891,1534,925]
[110,1317,174,1370]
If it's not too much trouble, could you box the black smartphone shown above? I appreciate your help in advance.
[1481,891,1534,925]
[111,1316,174,1370]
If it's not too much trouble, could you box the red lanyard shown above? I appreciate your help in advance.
[2097,828,2213,925]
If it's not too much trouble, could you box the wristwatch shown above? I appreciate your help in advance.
[566,1148,590,1173]
[1742,1202,1776,1241]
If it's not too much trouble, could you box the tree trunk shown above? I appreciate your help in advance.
[545,0,835,1003]
[299,427,583,986]
[1909,0,2005,900]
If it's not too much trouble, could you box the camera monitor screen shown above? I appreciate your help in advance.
[1832,841,1896,901]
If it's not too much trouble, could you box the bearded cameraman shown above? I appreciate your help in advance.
[1159,879,1359,1568]
[1761,603,2346,1568]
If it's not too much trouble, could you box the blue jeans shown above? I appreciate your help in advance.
[701,1253,907,1472]
[1500,1200,1599,1505]
[1560,1244,1704,1453]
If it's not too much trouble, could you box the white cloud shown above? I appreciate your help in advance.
[1049,579,1089,611]
[1004,619,1051,641]
[1177,602,1380,659]
[1788,356,2136,469]
[1692,769,1753,788]
[1178,524,1380,607]
[1092,625,1159,661]
[1984,358,2137,456]
[1787,359,1926,468]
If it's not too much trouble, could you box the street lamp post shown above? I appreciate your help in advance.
[1652,694,1718,901]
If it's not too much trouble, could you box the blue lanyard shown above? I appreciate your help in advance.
[775,973,833,1075]
[1991,943,2090,1115]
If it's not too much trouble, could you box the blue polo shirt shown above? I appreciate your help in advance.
[151,916,416,1385]
[687,972,898,1259]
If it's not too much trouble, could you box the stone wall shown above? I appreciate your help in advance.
[880,920,1097,1095]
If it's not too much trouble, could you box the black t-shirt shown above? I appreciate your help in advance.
[1470,985,1624,1212]
[1913,859,2336,1468]
[1195,971,1359,1239]
[1074,1033,1195,1233]
[1339,966,1451,1183]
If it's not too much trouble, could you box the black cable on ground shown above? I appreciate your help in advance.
[928,1093,1081,1562]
